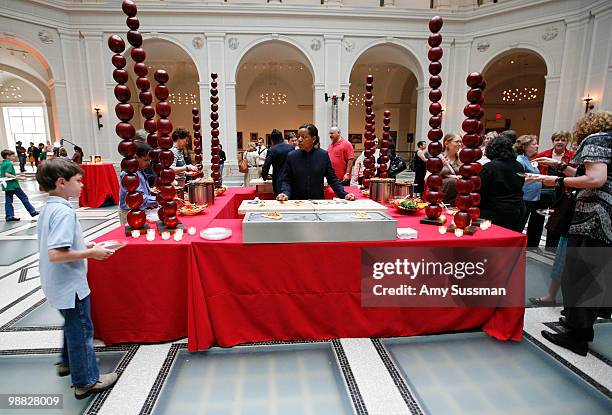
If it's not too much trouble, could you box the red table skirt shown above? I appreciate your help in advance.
[89,187,525,351]
[79,163,119,208]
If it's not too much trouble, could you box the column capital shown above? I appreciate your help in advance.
[324,34,344,42]
[545,75,561,82]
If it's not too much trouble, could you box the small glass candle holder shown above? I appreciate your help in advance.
[188,226,197,235]
[131,229,141,238]
[146,232,155,242]
[173,231,183,242]
[161,231,170,240]
[438,226,447,235]
[454,228,464,237]
[147,228,155,237]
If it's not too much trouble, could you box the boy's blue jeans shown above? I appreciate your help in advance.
[550,236,568,282]
[59,295,99,388]
[4,188,37,219]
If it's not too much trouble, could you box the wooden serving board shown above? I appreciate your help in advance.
[237,198,388,215]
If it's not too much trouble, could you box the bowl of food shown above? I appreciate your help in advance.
[215,186,227,196]
[178,201,207,216]
[393,198,428,215]
[360,189,370,197]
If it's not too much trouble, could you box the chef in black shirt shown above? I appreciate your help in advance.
[277,123,355,201]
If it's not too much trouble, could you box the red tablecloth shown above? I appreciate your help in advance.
[79,164,119,208]
[89,187,526,351]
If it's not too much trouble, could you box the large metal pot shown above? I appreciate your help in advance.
[187,180,215,205]
[369,178,396,203]
[394,180,415,198]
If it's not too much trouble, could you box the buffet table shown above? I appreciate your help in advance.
[79,163,120,208]
[88,187,526,351]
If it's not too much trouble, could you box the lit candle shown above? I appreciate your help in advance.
[147,228,155,237]
[161,231,170,240]
[146,233,155,242]
[479,221,487,231]
[438,226,447,234]
[454,228,464,237]
[188,226,197,235]
[173,232,183,241]
[131,230,141,238]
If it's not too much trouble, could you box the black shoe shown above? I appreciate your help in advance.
[541,330,588,356]
[529,297,557,306]
[559,316,569,328]
[55,362,70,377]
[30,211,39,217]
[560,308,568,317]
[6,217,20,222]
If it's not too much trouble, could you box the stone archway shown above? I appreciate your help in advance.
[482,50,548,137]
[234,40,314,151]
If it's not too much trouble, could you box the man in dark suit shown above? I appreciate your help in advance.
[261,129,294,196]
[277,124,355,201]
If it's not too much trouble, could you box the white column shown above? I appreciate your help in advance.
[416,84,428,143]
[81,32,108,157]
[48,80,71,142]
[322,34,343,148]
[224,81,238,169]
[324,0,343,5]
[58,29,88,148]
[538,75,561,148]
[205,33,227,169]
[339,83,350,139]
[104,82,119,161]
[445,39,471,135]
[383,0,395,7]
[554,16,591,132]
[313,83,326,146]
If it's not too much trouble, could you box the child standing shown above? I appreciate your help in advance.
[1,149,39,221]
[36,159,122,399]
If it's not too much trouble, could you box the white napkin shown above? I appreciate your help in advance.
[397,227,418,239]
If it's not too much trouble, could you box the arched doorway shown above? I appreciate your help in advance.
[348,44,420,161]
[482,50,547,137]
[125,38,199,135]
[0,38,56,151]
[235,40,314,151]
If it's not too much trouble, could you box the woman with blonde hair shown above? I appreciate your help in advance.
[537,110,612,355]
[514,135,544,247]
[438,133,462,204]
[242,142,259,187]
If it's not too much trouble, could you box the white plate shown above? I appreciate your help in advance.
[200,227,232,241]
[99,240,126,250]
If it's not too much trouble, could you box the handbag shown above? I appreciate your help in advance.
[238,157,249,173]
[389,156,407,178]
[545,190,576,236]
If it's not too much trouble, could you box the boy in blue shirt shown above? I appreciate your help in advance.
[1,149,38,221]
[36,158,123,399]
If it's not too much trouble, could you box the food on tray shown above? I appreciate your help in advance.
[262,212,283,220]
[361,189,370,197]
[178,201,207,216]
[392,198,428,210]
[352,212,370,219]
[215,186,227,196]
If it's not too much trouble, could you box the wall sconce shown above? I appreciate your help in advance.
[94,107,103,130]
[325,92,346,128]
[582,96,594,113]
[324,92,346,103]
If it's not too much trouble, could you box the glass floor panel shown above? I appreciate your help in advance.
[591,322,612,360]
[525,257,557,306]
[11,300,64,328]
[0,240,39,266]
[383,332,612,415]
[153,344,354,415]
[0,351,124,414]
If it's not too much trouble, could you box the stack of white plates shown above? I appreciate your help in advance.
[200,227,232,241]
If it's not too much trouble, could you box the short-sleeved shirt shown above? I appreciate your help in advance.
[569,131,612,244]
[517,154,542,201]
[328,138,354,179]
[0,159,20,191]
[37,196,89,309]
[170,145,186,181]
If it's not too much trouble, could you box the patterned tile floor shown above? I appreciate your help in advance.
[0,167,609,414]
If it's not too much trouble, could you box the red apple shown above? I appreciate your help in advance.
[211,171,221,180]
[427,174,443,189]
[429,116,442,128]
[159,150,174,167]
[108,35,125,53]
[459,148,477,164]
[113,69,128,84]
[126,191,143,209]
[466,72,483,88]
[428,141,443,157]
[455,178,474,193]
[428,47,443,61]
[159,185,175,201]
[210,96,219,104]
[114,85,131,102]
[154,70,169,83]
[164,216,179,229]
[163,201,177,217]
[429,62,442,75]
[127,210,146,229]
[429,76,442,89]
[427,157,444,174]
[121,157,139,174]
[130,47,146,63]
[455,194,473,211]
[139,91,152,106]
[471,176,482,190]
[122,0,137,16]
[454,211,471,228]
[121,173,140,192]
[429,15,443,33]
[155,85,169,101]
[470,192,481,205]
[426,204,442,219]
[462,119,482,134]
[136,77,150,91]
[211,121,219,129]
[192,107,199,115]
[428,33,442,47]
[126,16,139,30]
[469,206,480,220]
[462,133,480,147]
[463,104,481,118]
[366,74,374,83]
[156,102,171,118]
[160,168,175,183]
[157,207,166,221]
[143,119,157,134]
[127,30,142,48]
[116,123,135,140]
[428,129,443,141]
[429,103,442,116]
[112,54,126,69]
[157,118,173,136]
[466,88,482,103]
